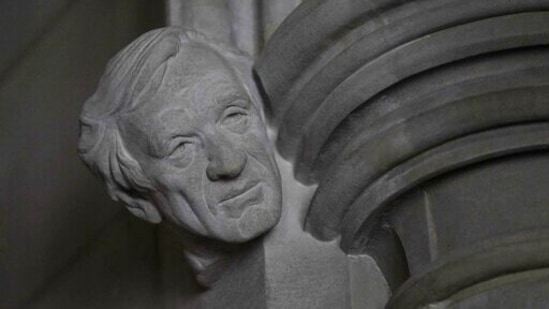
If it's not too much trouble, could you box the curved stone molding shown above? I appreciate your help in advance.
[387,230,549,308]
[284,12,549,179]
[78,27,282,285]
[312,49,549,178]
[256,0,549,239]
[340,123,549,251]
[433,268,549,309]
[257,0,549,126]
[256,1,549,307]
[310,55,549,241]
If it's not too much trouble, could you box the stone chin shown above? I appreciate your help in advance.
[237,187,282,241]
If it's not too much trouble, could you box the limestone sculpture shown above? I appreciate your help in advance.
[78,27,282,285]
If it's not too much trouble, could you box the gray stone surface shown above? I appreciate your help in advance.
[386,154,549,308]
[263,156,364,309]
[445,269,549,309]
[166,0,301,56]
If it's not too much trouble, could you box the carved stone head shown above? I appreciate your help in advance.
[78,28,282,243]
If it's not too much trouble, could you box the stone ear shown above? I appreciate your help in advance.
[109,187,162,224]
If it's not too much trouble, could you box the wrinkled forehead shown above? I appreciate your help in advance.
[117,44,251,145]
[136,43,245,115]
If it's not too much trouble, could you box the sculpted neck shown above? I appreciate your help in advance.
[168,223,260,287]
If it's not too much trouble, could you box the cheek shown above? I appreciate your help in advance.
[152,187,211,237]
[148,160,215,235]
[242,122,275,161]
[146,157,207,200]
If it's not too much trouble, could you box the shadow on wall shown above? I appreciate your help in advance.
[0,0,167,308]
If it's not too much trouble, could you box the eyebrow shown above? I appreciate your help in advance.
[216,80,251,102]
[217,92,249,106]
[151,130,195,158]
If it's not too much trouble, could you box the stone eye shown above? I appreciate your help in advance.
[168,140,195,168]
[220,106,249,134]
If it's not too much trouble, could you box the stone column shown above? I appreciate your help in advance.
[256,0,549,308]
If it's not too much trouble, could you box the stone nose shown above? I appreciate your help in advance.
[205,133,247,181]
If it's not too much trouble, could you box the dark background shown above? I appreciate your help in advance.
[0,1,175,308]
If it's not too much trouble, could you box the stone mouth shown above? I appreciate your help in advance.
[218,183,264,218]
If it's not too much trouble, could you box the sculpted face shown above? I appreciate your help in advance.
[118,45,282,243]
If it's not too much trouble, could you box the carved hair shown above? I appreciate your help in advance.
[78,27,259,213]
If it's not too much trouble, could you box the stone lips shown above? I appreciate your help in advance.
[216,182,264,218]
